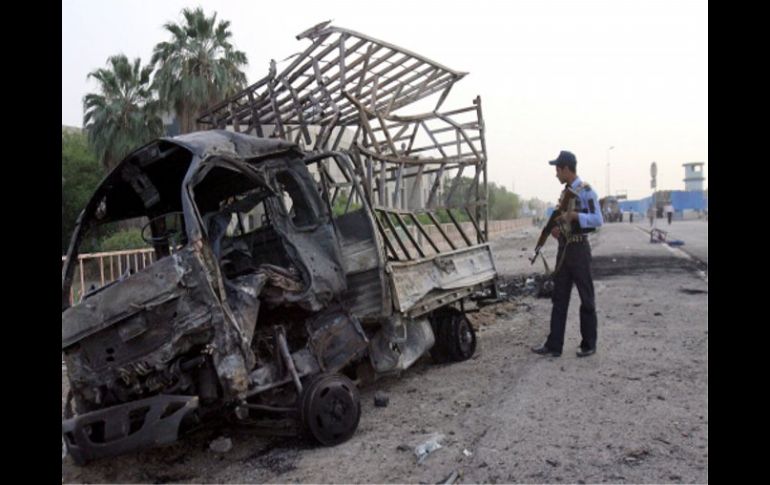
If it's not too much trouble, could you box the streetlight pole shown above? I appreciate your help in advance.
[650,161,657,229]
[606,146,614,197]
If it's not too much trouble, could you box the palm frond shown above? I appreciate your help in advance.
[150,7,248,133]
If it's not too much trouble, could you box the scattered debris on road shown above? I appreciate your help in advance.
[374,391,390,407]
[414,433,445,464]
[209,436,233,454]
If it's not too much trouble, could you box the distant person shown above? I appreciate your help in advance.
[532,150,603,358]
[629,212,634,223]
[665,203,674,225]
[648,207,655,227]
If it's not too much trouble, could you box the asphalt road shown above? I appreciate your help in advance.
[628,219,708,265]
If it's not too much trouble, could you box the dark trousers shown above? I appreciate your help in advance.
[545,241,598,351]
[667,212,672,224]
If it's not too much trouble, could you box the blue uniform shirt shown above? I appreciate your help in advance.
[570,177,604,229]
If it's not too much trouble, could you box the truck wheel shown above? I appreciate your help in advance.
[300,374,360,446]
[429,315,451,363]
[430,308,477,363]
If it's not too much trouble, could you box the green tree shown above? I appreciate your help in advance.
[151,7,248,134]
[442,175,519,221]
[98,228,148,252]
[62,129,104,253]
[83,54,164,171]
[488,183,520,220]
[331,192,362,217]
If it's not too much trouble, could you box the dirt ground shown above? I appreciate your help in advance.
[62,222,708,484]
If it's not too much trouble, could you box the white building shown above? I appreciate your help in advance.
[682,162,705,191]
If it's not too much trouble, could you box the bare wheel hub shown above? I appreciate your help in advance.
[300,374,361,446]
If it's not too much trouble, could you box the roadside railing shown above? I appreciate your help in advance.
[61,248,156,305]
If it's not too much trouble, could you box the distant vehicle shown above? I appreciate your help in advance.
[599,196,622,222]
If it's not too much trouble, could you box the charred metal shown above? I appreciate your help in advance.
[62,23,498,465]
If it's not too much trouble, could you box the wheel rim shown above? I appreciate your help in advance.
[455,315,476,359]
[302,375,360,445]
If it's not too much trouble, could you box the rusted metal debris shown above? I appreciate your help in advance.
[197,22,489,253]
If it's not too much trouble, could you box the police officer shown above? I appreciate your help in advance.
[532,151,604,358]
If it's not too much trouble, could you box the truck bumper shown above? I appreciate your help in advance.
[62,394,198,465]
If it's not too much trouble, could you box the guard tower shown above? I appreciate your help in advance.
[683,162,705,191]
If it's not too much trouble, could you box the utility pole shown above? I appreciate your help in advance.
[606,146,615,196]
[650,161,657,228]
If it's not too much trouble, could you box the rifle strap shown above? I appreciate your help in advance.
[539,251,551,275]
[552,241,571,276]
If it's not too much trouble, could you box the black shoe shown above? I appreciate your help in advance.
[532,345,561,357]
[576,347,596,357]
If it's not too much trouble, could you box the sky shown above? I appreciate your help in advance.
[62,0,708,203]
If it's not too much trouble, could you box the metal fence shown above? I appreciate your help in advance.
[61,248,156,306]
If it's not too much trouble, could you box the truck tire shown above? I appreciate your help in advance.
[429,307,477,363]
[300,373,360,446]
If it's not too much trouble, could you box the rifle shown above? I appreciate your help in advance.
[529,185,579,265]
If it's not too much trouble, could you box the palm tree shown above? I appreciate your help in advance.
[83,55,164,171]
[151,7,248,134]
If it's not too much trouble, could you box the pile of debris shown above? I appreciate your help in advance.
[474,274,554,305]
[500,274,554,299]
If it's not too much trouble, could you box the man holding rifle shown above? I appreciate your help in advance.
[531,151,604,358]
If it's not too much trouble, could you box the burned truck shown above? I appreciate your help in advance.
[62,23,497,464]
